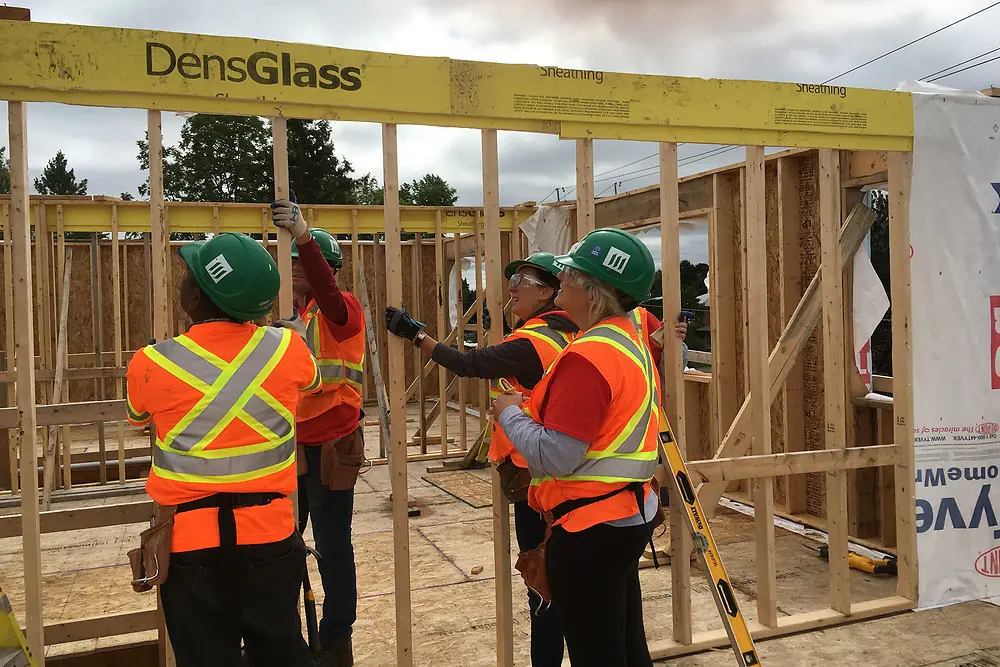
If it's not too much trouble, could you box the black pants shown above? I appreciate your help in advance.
[161,533,313,667]
[546,522,654,667]
[513,500,565,667]
[297,444,356,646]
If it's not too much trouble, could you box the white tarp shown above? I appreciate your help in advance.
[518,205,573,256]
[906,80,1000,609]
[852,239,888,389]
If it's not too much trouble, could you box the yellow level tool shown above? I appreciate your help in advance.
[0,584,37,667]
[658,423,762,667]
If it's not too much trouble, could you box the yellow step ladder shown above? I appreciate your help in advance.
[0,585,36,667]
[658,421,762,667]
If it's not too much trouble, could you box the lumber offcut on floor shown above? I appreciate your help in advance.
[2,403,1000,664]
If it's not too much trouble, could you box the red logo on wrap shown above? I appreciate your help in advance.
[858,340,872,386]
[975,546,1000,577]
[977,422,1000,435]
[991,296,1000,390]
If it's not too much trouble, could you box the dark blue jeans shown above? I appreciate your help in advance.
[297,443,356,647]
[513,500,565,667]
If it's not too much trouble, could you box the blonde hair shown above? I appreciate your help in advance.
[562,267,625,328]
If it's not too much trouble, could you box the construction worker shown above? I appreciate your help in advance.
[385,252,575,667]
[491,228,660,667]
[125,233,321,667]
[270,197,366,667]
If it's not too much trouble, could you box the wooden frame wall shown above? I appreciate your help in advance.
[3,29,917,667]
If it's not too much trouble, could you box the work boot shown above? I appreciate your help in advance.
[320,638,353,667]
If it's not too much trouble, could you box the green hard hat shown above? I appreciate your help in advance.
[291,228,343,268]
[179,233,279,321]
[555,228,655,302]
[503,252,563,281]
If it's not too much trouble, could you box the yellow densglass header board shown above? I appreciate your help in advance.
[0,20,914,150]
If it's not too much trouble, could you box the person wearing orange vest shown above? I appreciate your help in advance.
[385,252,575,667]
[491,228,661,667]
[271,197,366,667]
[125,233,321,667]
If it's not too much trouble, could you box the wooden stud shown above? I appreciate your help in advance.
[55,206,68,492]
[888,151,918,601]
[2,204,17,495]
[474,212,488,431]
[212,205,220,235]
[435,211,448,456]
[819,148,850,614]
[375,232,387,458]
[147,109,175,667]
[90,232,107,484]
[34,204,54,491]
[9,99,45,666]
[455,232,468,450]
[41,246,72,508]
[777,157,807,515]
[710,173,740,449]
[575,139,595,236]
[659,142,692,642]
[876,407,898,548]
[745,145,778,627]
[688,444,900,482]
[149,111,169,343]
[413,231,427,453]
[271,117,294,318]
[382,123,413,667]
[112,207,126,484]
[483,129,514,667]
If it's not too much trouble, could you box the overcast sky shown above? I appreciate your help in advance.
[3,0,999,259]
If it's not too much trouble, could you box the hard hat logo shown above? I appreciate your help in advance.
[602,247,631,274]
[205,254,235,284]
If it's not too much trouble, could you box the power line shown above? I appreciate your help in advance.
[927,50,1000,82]
[821,1,1000,84]
[922,45,1000,80]
[537,2,1000,201]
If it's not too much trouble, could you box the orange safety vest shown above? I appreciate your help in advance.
[488,313,575,467]
[527,315,660,532]
[126,322,321,552]
[296,298,366,423]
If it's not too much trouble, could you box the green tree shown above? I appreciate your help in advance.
[287,119,357,204]
[137,115,272,203]
[120,192,134,201]
[352,173,459,207]
[34,150,87,195]
[352,173,384,205]
[400,173,458,206]
[0,147,9,194]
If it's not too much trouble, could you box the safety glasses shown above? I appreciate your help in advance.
[508,273,550,289]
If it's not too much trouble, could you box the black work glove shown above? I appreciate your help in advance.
[385,306,426,341]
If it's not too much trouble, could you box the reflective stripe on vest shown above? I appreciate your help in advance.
[305,303,365,391]
[532,322,659,485]
[144,327,296,483]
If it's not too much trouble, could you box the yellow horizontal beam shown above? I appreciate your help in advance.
[24,201,528,234]
[0,21,914,150]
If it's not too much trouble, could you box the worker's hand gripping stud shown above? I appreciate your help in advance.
[270,189,308,238]
[385,305,426,341]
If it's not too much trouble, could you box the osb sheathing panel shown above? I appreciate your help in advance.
[797,153,828,518]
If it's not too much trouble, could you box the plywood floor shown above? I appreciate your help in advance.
[3,403,1000,664]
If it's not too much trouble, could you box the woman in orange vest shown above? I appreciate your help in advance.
[385,252,575,667]
[126,233,321,667]
[491,228,661,667]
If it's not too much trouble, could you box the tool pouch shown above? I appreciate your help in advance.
[297,443,308,476]
[514,524,553,603]
[321,428,365,491]
[128,504,176,593]
[496,457,531,504]
[648,477,667,532]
